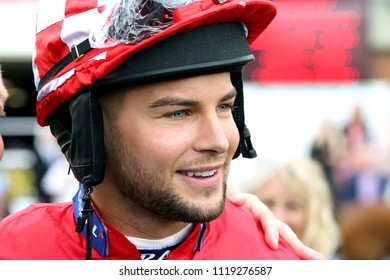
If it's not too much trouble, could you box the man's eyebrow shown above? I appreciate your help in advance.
[221,88,237,102]
[150,88,238,108]
[149,97,198,108]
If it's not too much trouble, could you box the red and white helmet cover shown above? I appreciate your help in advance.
[33,0,276,126]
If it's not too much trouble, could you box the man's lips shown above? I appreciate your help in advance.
[177,163,223,178]
[176,163,224,187]
[178,169,218,178]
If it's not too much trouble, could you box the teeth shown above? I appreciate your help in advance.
[183,170,217,178]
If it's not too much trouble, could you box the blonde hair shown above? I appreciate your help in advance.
[250,157,342,259]
[0,66,9,116]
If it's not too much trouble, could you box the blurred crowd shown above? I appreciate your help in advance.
[310,105,390,259]
[311,105,390,209]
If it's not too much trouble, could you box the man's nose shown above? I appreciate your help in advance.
[193,113,231,155]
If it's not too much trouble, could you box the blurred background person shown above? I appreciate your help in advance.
[0,67,9,220]
[248,157,342,259]
[333,105,389,207]
[0,67,8,159]
[310,119,347,205]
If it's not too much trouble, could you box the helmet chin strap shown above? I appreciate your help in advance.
[49,90,105,259]
[230,71,257,159]
[75,185,94,260]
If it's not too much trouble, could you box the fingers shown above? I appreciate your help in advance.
[277,220,324,260]
[226,191,247,207]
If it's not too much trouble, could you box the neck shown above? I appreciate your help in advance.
[91,182,190,239]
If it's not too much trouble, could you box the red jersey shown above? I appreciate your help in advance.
[0,199,302,260]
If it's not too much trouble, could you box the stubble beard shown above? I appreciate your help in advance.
[108,137,227,223]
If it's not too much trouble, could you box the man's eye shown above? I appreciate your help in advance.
[169,110,186,119]
[217,104,235,112]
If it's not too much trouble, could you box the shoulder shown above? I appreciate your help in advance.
[205,201,302,259]
[216,200,262,229]
[0,202,73,229]
[0,202,76,259]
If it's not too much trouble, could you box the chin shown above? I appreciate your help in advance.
[182,197,226,223]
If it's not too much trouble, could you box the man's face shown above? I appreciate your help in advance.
[102,72,240,223]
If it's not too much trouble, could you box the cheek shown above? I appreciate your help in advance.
[290,210,307,236]
[227,122,240,154]
[125,127,181,169]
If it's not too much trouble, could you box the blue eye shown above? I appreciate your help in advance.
[169,110,186,119]
[217,104,235,112]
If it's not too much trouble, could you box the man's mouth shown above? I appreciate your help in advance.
[179,169,218,178]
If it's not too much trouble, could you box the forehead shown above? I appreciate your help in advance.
[256,175,291,196]
[121,72,233,102]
